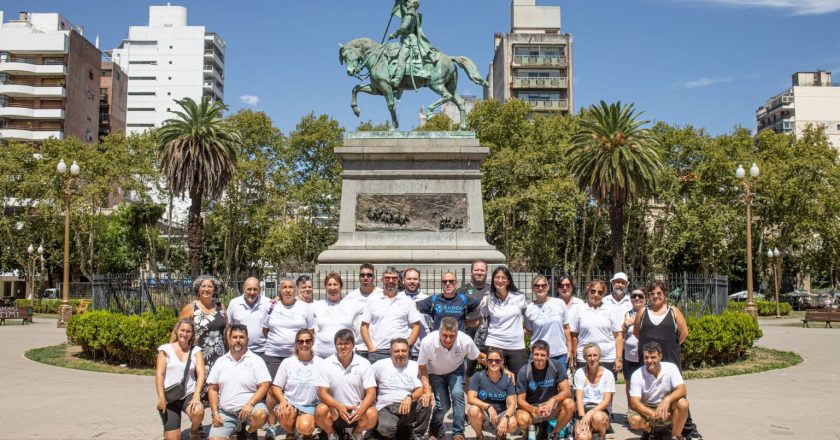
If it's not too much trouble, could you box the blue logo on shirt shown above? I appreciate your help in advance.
[478,390,488,400]
[528,380,538,390]
[434,303,443,314]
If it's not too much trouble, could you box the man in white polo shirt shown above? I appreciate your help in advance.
[604,272,632,320]
[345,263,384,358]
[371,338,431,440]
[227,277,269,356]
[207,324,271,440]
[315,328,378,440]
[628,342,690,440]
[418,317,486,440]
[361,266,422,363]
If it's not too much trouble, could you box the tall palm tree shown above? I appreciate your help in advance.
[568,100,662,273]
[157,97,240,276]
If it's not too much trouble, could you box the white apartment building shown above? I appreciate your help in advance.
[756,71,840,149]
[111,5,224,135]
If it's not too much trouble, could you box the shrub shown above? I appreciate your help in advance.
[682,311,763,370]
[66,310,176,367]
[727,300,791,316]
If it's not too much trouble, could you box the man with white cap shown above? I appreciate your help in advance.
[604,272,632,320]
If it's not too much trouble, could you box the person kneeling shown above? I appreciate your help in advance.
[208,324,271,440]
[466,347,517,440]
[315,329,378,440]
[572,343,615,440]
[370,338,430,439]
[515,340,575,440]
[271,329,321,440]
[627,342,690,440]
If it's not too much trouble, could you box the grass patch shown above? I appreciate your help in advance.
[25,343,154,376]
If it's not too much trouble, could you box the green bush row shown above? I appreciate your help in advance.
[682,311,763,369]
[15,299,91,314]
[727,300,791,316]
[66,310,177,367]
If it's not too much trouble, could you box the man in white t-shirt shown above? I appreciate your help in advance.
[628,342,690,439]
[314,329,378,440]
[418,317,486,440]
[345,263,384,357]
[361,266,422,363]
[207,324,271,440]
[226,277,269,355]
[371,338,431,440]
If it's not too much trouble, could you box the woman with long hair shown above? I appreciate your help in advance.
[481,266,529,375]
[178,275,227,399]
[155,319,206,440]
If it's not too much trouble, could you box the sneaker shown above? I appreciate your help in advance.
[237,427,248,440]
[688,432,703,440]
[265,425,276,440]
[247,431,259,440]
[640,431,652,440]
[428,429,442,440]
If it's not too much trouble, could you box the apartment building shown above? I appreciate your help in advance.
[0,11,103,143]
[756,71,840,149]
[99,61,127,139]
[485,0,574,115]
[418,94,479,126]
[111,5,225,135]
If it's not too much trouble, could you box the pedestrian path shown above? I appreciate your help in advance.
[1,317,837,439]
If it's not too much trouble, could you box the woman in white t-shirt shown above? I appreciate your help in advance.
[569,280,623,373]
[573,343,615,440]
[311,272,365,359]
[155,319,206,440]
[481,266,529,375]
[271,328,321,439]
[525,275,572,370]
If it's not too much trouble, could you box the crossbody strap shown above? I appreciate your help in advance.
[180,346,194,388]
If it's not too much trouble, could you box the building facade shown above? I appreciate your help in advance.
[756,71,840,149]
[484,0,574,115]
[418,94,479,126]
[99,61,127,139]
[111,5,225,135]
[0,11,103,143]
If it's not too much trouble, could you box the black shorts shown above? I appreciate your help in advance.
[574,402,611,420]
[332,417,359,432]
[158,392,197,431]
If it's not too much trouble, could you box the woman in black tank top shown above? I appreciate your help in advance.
[633,281,688,366]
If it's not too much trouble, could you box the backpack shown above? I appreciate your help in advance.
[429,293,469,318]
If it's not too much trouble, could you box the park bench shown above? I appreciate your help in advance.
[802,309,840,328]
[0,306,32,325]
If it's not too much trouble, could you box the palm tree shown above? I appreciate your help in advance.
[568,100,662,273]
[157,97,240,276]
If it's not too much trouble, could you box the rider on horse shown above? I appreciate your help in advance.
[389,0,439,87]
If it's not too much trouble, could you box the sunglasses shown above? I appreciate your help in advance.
[589,289,605,294]
[296,339,313,345]
[359,273,374,278]
[559,283,573,288]
[533,283,548,288]
[631,295,645,300]
[441,279,457,285]
[487,358,503,364]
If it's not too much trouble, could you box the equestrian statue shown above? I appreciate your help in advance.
[339,0,487,130]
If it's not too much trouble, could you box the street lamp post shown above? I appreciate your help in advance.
[56,159,80,328]
[736,163,760,318]
[26,244,44,300]
[768,247,781,319]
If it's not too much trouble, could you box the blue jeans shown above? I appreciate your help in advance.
[428,369,465,436]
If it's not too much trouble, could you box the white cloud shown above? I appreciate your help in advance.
[239,94,260,106]
[684,0,840,15]
[673,77,734,89]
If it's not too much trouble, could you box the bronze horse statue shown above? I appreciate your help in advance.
[339,37,487,130]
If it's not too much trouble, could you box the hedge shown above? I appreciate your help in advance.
[682,311,763,370]
[727,300,792,316]
[15,298,91,315]
[66,310,176,367]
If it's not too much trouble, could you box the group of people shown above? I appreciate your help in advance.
[155,262,701,440]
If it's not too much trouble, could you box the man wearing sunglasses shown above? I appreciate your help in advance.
[346,263,384,358]
[360,266,423,363]
[416,272,481,331]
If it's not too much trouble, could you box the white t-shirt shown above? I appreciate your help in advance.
[401,290,430,356]
[603,294,632,322]
[524,298,569,357]
[262,300,315,357]
[623,309,641,362]
[371,358,422,410]
[481,291,528,350]
[316,354,377,406]
[158,344,202,395]
[573,367,616,411]
[273,355,322,406]
[311,298,366,359]
[362,293,423,351]
[629,362,685,405]
[227,295,270,353]
[569,304,623,362]
[345,287,384,351]
[207,350,271,413]
[417,330,480,375]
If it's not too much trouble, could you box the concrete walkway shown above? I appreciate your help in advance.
[1,317,838,440]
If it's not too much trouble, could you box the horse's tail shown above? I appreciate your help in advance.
[452,56,489,87]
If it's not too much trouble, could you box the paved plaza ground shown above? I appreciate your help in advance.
[1,317,838,440]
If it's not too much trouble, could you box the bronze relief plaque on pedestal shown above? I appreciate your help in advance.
[356,194,468,232]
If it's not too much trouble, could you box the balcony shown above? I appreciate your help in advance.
[0,58,67,75]
[0,82,66,98]
[203,49,225,67]
[512,55,567,68]
[203,65,224,83]
[0,127,64,141]
[527,99,569,111]
[511,76,567,89]
[0,104,65,119]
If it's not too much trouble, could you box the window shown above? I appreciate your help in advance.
[101,70,112,77]
[128,92,156,96]
[89,70,94,80]
[837,124,840,131]
[128,107,156,112]
[127,123,155,127]
[129,76,156,80]
[129,40,157,46]
[129,60,157,65]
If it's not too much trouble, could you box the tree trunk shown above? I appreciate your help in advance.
[609,198,625,273]
[188,188,204,277]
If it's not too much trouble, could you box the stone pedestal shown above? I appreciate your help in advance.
[317,131,505,273]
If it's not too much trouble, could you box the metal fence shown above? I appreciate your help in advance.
[77,270,728,317]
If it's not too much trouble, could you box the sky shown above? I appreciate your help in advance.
[5,0,840,135]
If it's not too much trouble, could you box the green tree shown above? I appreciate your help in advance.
[157,97,241,276]
[568,101,663,272]
[416,113,458,131]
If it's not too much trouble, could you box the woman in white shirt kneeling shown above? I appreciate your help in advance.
[270,328,322,440]
[573,343,615,440]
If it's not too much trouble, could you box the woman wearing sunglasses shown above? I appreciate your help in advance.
[466,348,517,440]
[621,288,647,402]
[271,328,322,440]
[525,275,572,370]
[311,272,366,359]
[569,280,623,373]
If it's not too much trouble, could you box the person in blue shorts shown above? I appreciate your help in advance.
[271,328,321,440]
